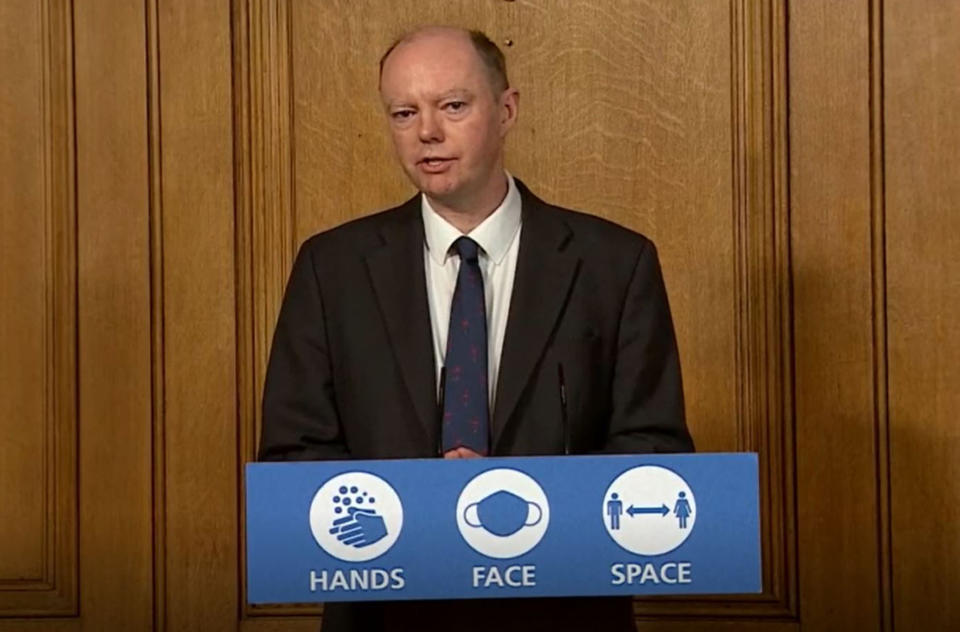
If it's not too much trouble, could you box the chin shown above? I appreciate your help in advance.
[418,176,461,200]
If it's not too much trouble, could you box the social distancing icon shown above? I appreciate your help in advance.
[602,465,696,556]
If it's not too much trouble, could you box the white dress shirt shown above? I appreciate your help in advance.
[422,173,523,409]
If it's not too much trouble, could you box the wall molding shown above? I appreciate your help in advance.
[0,0,79,617]
[146,0,167,628]
[233,0,307,619]
[868,0,892,628]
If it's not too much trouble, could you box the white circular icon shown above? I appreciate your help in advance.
[309,472,403,563]
[602,465,696,556]
[455,468,550,559]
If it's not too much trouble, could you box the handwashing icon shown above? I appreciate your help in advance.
[463,489,543,537]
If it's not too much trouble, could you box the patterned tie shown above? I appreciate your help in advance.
[442,237,489,455]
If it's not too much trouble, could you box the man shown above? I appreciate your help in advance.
[259,26,693,632]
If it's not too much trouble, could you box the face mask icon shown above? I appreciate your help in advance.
[463,489,543,537]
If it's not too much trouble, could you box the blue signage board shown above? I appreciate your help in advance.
[246,453,760,603]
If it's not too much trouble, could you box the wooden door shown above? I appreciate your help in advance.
[1,1,957,631]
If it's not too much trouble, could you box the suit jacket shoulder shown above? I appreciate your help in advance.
[299,194,420,261]
[515,180,660,289]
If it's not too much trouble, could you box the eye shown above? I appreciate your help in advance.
[444,101,467,113]
[391,109,415,121]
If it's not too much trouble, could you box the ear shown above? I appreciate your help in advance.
[499,88,520,135]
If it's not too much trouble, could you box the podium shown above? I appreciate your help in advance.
[246,453,761,603]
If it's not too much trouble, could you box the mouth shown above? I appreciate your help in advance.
[417,157,456,173]
[418,157,454,166]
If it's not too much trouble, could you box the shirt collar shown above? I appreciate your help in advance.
[421,172,522,266]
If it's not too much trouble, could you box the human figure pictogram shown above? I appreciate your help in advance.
[607,492,624,530]
[674,491,692,529]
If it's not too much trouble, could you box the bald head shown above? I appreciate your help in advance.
[376,24,520,224]
[378,27,509,96]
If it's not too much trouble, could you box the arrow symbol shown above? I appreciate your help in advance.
[626,504,669,517]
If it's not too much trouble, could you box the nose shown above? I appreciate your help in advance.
[417,109,444,143]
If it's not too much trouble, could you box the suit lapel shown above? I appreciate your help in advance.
[365,197,438,447]
[492,182,580,450]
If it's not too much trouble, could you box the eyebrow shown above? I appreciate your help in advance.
[385,89,475,109]
[436,89,472,100]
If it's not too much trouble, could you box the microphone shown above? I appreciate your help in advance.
[558,363,570,455]
[436,366,447,457]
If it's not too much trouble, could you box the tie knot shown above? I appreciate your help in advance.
[452,236,480,263]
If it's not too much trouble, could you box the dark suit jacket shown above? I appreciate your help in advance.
[259,180,694,632]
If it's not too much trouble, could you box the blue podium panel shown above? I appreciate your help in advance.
[246,453,760,603]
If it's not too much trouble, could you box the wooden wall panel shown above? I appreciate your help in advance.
[789,0,886,629]
[235,0,296,471]
[74,0,154,628]
[885,1,960,629]
[233,2,302,621]
[157,0,238,630]
[0,0,50,586]
[0,0,77,616]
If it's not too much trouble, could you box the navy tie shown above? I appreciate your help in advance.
[442,237,489,455]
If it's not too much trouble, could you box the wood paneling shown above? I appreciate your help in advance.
[0,0,52,587]
[789,0,884,629]
[885,1,960,629]
[233,0,301,620]
[156,0,238,630]
[74,0,154,628]
[729,0,795,615]
[146,0,166,629]
[0,0,77,615]
[234,0,297,474]
[1,0,957,630]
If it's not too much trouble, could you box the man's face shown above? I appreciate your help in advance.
[379,32,517,208]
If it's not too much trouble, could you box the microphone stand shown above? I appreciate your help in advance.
[436,366,446,457]
[558,363,570,455]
